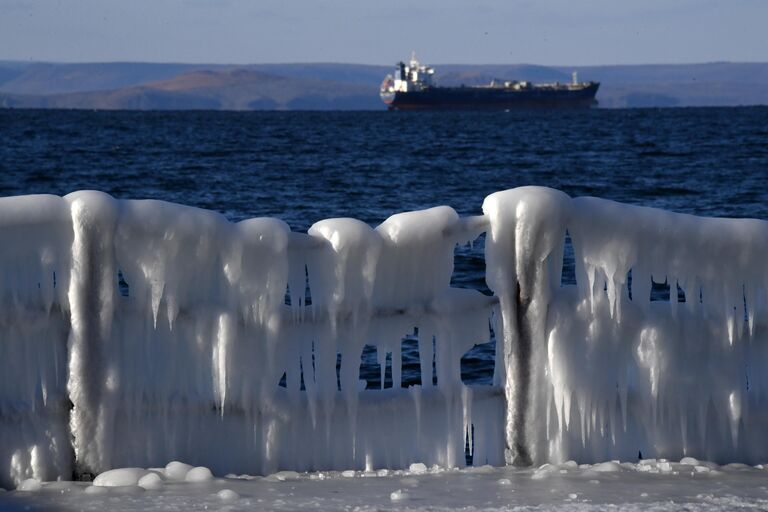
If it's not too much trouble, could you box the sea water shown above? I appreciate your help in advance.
[2,107,767,387]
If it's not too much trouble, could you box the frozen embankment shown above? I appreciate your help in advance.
[1,187,767,490]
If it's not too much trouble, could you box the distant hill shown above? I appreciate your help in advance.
[2,60,767,110]
[0,68,381,110]
[565,62,768,107]
[0,62,225,95]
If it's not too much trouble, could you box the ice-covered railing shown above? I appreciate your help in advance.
[2,186,768,489]
[0,191,502,489]
[485,187,768,467]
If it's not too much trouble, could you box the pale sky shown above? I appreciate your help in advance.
[1,0,766,66]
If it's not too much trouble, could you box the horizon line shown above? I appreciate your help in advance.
[2,58,767,69]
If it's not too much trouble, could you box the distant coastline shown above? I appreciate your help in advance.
[2,61,767,110]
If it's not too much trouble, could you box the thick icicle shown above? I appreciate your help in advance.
[483,187,570,465]
[65,191,119,475]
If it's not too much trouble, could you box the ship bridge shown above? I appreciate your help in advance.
[391,52,435,93]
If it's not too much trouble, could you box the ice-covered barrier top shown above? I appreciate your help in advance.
[483,186,768,332]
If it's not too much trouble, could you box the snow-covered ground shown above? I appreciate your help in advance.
[3,458,768,511]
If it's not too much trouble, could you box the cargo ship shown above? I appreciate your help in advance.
[380,54,599,110]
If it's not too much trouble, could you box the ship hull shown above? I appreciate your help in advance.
[383,83,599,110]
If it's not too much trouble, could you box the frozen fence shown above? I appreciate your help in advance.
[485,188,768,467]
[1,187,768,488]
[0,191,502,488]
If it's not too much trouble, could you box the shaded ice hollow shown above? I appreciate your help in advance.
[1,186,767,493]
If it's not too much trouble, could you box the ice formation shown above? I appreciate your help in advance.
[0,192,500,489]
[483,187,768,467]
[1,186,767,489]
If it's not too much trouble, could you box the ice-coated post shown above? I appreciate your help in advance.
[65,191,118,477]
[483,187,570,465]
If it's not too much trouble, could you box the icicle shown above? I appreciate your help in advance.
[462,386,472,458]
[729,390,741,449]
[150,281,164,329]
[213,312,233,416]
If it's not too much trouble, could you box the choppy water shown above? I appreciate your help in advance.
[2,107,767,386]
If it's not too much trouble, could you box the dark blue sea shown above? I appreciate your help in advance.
[2,108,767,387]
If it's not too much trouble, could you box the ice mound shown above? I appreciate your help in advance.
[185,467,214,482]
[164,461,194,481]
[408,463,428,474]
[137,472,164,490]
[93,468,151,487]
[217,488,239,501]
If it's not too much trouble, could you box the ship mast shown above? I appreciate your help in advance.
[410,51,419,68]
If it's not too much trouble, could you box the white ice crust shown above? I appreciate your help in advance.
[1,187,767,489]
